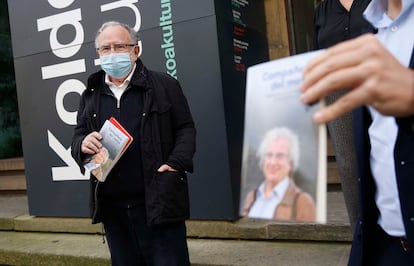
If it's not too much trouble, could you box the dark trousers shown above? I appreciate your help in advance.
[102,204,190,266]
[365,224,414,266]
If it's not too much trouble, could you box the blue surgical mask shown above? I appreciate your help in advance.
[100,52,132,79]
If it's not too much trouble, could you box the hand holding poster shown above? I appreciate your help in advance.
[240,51,327,223]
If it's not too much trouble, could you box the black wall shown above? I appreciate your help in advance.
[7,0,268,219]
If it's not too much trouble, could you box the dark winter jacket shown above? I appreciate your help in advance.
[348,49,414,265]
[71,59,196,226]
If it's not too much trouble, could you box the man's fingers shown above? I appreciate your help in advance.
[300,33,414,122]
[301,65,364,105]
[304,34,373,70]
[302,34,378,92]
[302,50,361,90]
[82,146,96,154]
[157,164,168,172]
[82,132,102,154]
[157,164,177,172]
[89,132,103,142]
[81,140,98,154]
[89,137,102,149]
[313,87,366,123]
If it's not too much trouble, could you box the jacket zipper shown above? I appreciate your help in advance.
[116,85,131,109]
[93,181,100,220]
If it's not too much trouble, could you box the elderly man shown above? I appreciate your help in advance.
[242,126,316,222]
[71,21,196,265]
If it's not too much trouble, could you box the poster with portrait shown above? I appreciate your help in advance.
[240,51,327,223]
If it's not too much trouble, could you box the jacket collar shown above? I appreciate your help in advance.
[129,59,149,89]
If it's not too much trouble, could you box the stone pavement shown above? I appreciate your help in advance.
[0,192,352,266]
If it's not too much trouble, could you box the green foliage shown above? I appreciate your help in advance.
[0,0,23,158]
[0,112,22,158]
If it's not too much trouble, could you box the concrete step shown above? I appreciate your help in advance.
[0,158,26,191]
[0,231,350,266]
[0,192,351,241]
[0,191,352,265]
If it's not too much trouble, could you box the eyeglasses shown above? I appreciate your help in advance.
[97,43,135,55]
[264,152,289,160]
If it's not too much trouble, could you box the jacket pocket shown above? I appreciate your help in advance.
[149,170,190,224]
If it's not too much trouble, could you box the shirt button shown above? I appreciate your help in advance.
[344,27,349,31]
[391,25,398,32]
[411,217,414,222]
[401,161,405,165]
[93,113,97,117]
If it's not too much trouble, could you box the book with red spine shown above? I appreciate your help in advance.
[84,117,133,182]
[109,117,133,155]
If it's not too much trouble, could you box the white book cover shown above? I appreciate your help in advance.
[84,117,133,182]
[240,51,327,223]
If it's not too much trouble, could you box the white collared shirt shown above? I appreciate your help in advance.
[105,63,137,101]
[364,0,414,237]
[248,177,289,219]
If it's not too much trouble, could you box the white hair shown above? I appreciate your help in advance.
[256,126,300,172]
[95,21,138,48]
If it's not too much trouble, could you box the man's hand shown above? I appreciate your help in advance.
[81,132,103,154]
[300,34,414,123]
[157,164,177,172]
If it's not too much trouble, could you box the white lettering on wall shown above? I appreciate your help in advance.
[37,3,87,181]
[48,0,74,9]
[101,0,141,30]
[56,79,86,125]
[41,59,85,80]
[37,9,84,58]
[48,131,89,181]
[37,1,142,181]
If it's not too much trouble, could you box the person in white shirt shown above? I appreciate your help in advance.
[301,0,414,264]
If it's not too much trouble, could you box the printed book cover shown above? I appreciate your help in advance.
[84,117,133,182]
[240,51,327,223]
